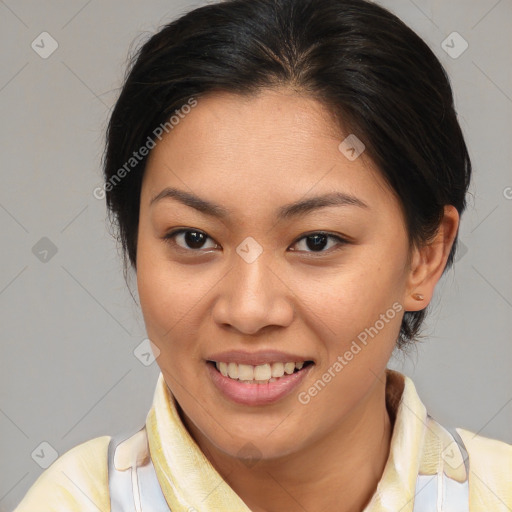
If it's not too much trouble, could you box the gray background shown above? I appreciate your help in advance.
[1,0,511,509]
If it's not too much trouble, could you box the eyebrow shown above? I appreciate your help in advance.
[149,186,369,220]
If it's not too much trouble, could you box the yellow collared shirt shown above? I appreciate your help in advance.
[14,370,512,511]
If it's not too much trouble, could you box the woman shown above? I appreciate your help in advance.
[14,0,511,510]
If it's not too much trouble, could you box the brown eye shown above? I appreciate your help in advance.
[289,232,348,255]
[163,229,218,251]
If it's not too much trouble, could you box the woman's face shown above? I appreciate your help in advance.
[137,88,417,460]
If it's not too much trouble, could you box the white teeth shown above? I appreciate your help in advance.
[227,362,238,379]
[271,362,284,377]
[217,361,228,377]
[238,364,254,381]
[253,363,271,380]
[284,362,295,374]
[213,360,309,382]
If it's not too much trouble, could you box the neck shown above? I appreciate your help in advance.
[181,371,393,512]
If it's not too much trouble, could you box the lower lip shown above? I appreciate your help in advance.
[206,362,313,406]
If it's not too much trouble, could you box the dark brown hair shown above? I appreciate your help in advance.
[102,0,471,349]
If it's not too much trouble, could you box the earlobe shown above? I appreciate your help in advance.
[403,205,459,312]
[403,251,429,311]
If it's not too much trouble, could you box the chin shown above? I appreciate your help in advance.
[213,430,307,463]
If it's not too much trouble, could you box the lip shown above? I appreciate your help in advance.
[207,360,313,406]
[206,349,313,366]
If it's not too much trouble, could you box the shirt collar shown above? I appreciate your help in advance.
[364,369,428,511]
[146,369,428,512]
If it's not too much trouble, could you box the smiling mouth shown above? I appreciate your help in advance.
[207,360,314,384]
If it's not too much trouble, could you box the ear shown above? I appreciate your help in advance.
[403,205,460,312]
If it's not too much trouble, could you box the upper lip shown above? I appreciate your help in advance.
[207,350,313,366]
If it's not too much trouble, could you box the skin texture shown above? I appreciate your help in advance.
[136,87,459,512]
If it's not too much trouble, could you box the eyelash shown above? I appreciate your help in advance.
[162,228,349,257]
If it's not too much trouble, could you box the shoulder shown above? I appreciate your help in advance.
[457,428,512,511]
[14,435,111,512]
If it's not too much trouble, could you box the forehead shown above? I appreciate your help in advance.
[146,87,355,166]
[141,88,396,218]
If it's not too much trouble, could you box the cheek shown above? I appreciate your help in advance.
[284,257,406,375]
[293,258,405,332]
[136,238,200,348]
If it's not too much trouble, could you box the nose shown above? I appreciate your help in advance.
[211,247,294,335]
